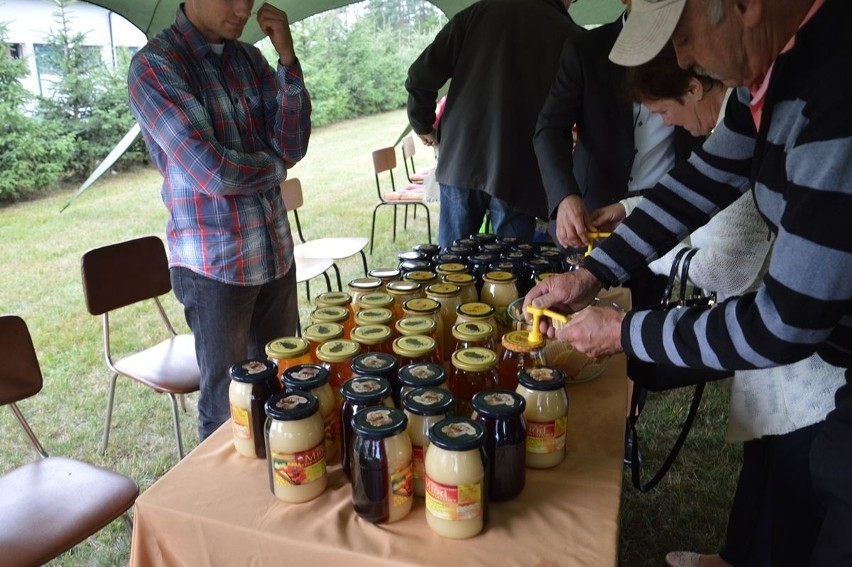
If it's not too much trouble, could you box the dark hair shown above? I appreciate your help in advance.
[625,43,719,103]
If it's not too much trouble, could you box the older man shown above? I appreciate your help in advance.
[524,0,852,564]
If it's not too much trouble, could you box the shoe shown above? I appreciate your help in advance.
[665,552,702,567]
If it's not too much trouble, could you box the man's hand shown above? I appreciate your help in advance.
[417,131,438,147]
[555,195,595,248]
[523,268,602,337]
[257,4,296,66]
[556,305,625,357]
[589,203,626,232]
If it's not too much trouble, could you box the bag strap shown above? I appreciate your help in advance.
[661,247,692,307]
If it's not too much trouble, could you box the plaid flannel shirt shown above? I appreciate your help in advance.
[128,7,311,285]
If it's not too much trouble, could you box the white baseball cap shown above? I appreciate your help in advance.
[609,0,687,66]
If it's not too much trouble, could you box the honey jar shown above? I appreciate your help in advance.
[350,352,400,407]
[368,267,401,288]
[358,292,395,313]
[443,272,478,304]
[310,305,353,340]
[229,359,281,459]
[480,271,519,334]
[403,387,454,497]
[498,330,546,391]
[303,322,344,363]
[385,280,423,320]
[451,321,496,353]
[351,324,394,355]
[265,336,311,381]
[392,334,440,369]
[398,362,448,400]
[515,367,569,469]
[454,302,500,348]
[340,377,394,480]
[449,347,498,417]
[315,339,361,405]
[403,270,439,289]
[425,284,463,363]
[348,277,383,311]
[471,390,527,501]
[281,364,338,462]
[354,307,394,329]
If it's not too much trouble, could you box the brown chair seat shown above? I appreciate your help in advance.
[113,333,201,394]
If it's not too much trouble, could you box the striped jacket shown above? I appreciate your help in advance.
[584,0,852,372]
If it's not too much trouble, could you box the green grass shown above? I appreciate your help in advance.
[0,109,738,566]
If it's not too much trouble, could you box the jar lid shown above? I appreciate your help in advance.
[514,243,538,254]
[266,391,319,421]
[456,302,495,319]
[315,291,352,307]
[428,417,485,451]
[403,270,438,283]
[470,232,497,244]
[413,243,440,256]
[392,335,437,358]
[496,236,521,247]
[368,267,400,280]
[536,248,563,260]
[426,283,460,297]
[451,347,498,372]
[310,306,349,323]
[527,258,552,270]
[395,316,437,336]
[476,246,503,257]
[348,277,383,290]
[502,330,545,351]
[354,307,393,326]
[351,352,397,376]
[229,359,278,383]
[489,261,518,274]
[454,238,478,248]
[536,272,558,282]
[502,250,529,262]
[386,280,421,294]
[265,336,309,360]
[398,250,427,263]
[452,321,494,343]
[435,262,467,275]
[483,270,517,283]
[351,406,407,438]
[446,245,473,257]
[351,324,393,346]
[472,389,526,418]
[434,253,463,264]
[518,367,567,391]
[402,297,440,315]
[281,364,330,391]
[302,323,344,342]
[443,273,476,286]
[359,292,394,309]
[315,339,361,363]
[398,363,446,388]
[398,260,431,274]
[402,387,454,416]
[341,376,392,403]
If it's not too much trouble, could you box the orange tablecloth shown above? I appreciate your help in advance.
[130,356,627,567]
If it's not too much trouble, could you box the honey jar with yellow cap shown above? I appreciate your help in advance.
[498,330,546,391]
[347,277,383,311]
[316,339,361,404]
[385,280,423,320]
[351,324,394,355]
[302,323,344,364]
[392,334,440,369]
[368,267,401,289]
[358,292,396,313]
[403,270,439,290]
[265,336,312,381]
[480,271,519,333]
[310,305,353,339]
[449,347,498,417]
[454,302,500,349]
[451,321,496,353]
[354,307,394,330]
[425,283,462,362]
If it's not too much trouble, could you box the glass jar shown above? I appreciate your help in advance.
[471,390,527,501]
[351,407,413,524]
[435,262,469,279]
[264,392,327,503]
[351,324,394,355]
[443,273,478,305]
[392,334,440,369]
[315,291,354,317]
[469,232,497,246]
[358,292,395,313]
[385,280,423,320]
[354,307,394,330]
[402,298,444,360]
[399,362,448,401]
[310,305,353,340]
[536,248,567,273]
[340,377,394,481]
[398,260,432,275]
[515,367,569,469]
[523,258,553,296]
[395,315,439,343]
[351,352,400,407]
[348,277,383,312]
[480,271,519,334]
[398,250,428,265]
[454,302,500,353]
[302,323,344,363]
[413,243,441,263]
[434,253,463,266]
[498,330,546,391]
[315,339,361,405]
[281,364,338,463]
[402,387,454,498]
[445,244,474,259]
[403,270,439,290]
[451,321,496,353]
[425,283,462,364]
[265,336,312,381]
[454,237,478,249]
[229,359,282,459]
[368,267,401,289]
[424,417,488,539]
[449,347,498,417]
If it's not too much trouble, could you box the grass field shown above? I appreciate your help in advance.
[0,109,738,566]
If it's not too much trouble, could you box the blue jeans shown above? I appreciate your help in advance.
[171,266,298,440]
[438,184,537,249]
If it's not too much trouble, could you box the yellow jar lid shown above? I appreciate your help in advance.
[483,270,516,283]
[436,262,467,274]
[502,329,545,351]
[386,280,421,294]
[452,322,494,343]
[265,336,310,359]
[303,323,344,342]
[354,307,394,326]
[351,324,393,346]
[403,270,438,283]
[395,316,437,336]
[310,306,349,324]
[315,291,352,307]
[456,302,496,319]
[348,277,383,290]
[536,272,558,283]
[392,335,437,358]
[451,347,498,372]
[316,339,361,363]
[426,283,460,297]
[359,292,394,309]
[444,273,476,286]
[403,297,440,315]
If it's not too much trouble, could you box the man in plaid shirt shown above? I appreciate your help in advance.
[128,0,311,440]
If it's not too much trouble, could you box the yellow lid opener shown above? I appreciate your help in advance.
[525,305,570,344]
[585,231,612,257]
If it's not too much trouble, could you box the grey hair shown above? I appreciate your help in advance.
[704,0,725,25]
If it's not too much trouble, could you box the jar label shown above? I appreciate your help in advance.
[425,477,482,521]
[271,443,327,486]
[412,445,425,481]
[230,404,251,440]
[391,463,414,509]
[526,416,568,454]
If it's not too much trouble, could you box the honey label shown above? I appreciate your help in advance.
[230,404,252,440]
[526,416,568,454]
[425,477,482,521]
[271,443,326,486]
[390,462,414,509]
[412,445,426,480]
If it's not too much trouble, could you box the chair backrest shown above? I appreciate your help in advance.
[0,315,43,406]
[372,147,397,175]
[280,178,304,211]
[402,136,416,160]
[81,235,172,316]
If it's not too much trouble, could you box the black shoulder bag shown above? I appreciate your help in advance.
[629,247,732,492]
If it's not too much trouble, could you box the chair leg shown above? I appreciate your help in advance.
[392,204,398,243]
[322,270,332,292]
[121,512,133,534]
[179,394,187,413]
[404,203,409,230]
[358,250,368,277]
[100,373,120,454]
[305,279,311,302]
[332,263,343,291]
[370,204,381,254]
[167,393,186,459]
[421,203,433,245]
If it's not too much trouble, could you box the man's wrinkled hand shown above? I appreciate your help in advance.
[555,195,595,248]
[556,306,625,357]
[523,269,602,338]
[589,203,626,232]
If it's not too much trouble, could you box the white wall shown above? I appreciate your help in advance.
[3,0,147,96]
